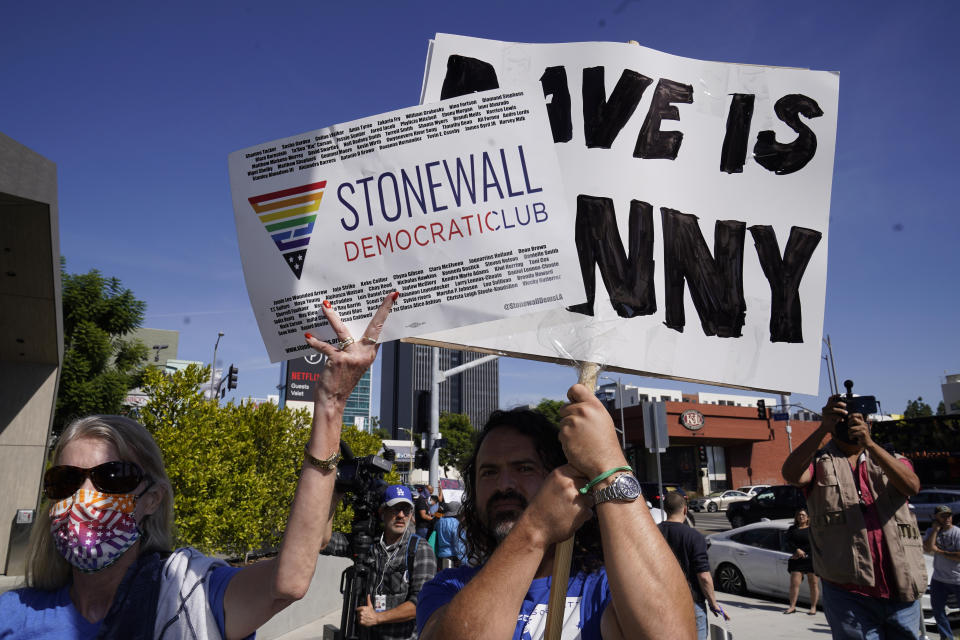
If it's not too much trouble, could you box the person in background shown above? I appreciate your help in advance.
[658,492,729,639]
[923,505,960,640]
[784,508,819,615]
[349,485,436,640]
[0,292,398,639]
[414,485,436,538]
[433,502,467,569]
[782,395,926,639]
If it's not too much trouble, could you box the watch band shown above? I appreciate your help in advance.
[304,445,341,470]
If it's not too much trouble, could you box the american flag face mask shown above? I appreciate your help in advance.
[49,489,141,573]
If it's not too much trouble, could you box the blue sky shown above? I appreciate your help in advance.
[3,1,957,418]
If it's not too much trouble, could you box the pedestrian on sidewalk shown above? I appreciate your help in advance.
[782,395,927,640]
[923,505,960,640]
[658,492,730,639]
[783,508,820,615]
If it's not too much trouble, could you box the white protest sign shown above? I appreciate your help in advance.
[229,87,583,363]
[416,34,839,395]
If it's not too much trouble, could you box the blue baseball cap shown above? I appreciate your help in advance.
[383,485,414,508]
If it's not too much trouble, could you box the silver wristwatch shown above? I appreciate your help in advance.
[593,472,642,505]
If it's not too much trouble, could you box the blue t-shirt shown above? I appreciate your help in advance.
[433,517,467,562]
[0,565,239,639]
[416,565,610,640]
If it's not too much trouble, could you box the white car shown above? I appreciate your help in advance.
[707,519,960,631]
[696,490,751,513]
[737,485,771,497]
[707,520,815,603]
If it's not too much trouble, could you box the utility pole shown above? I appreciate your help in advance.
[781,392,793,452]
[429,347,499,487]
[210,332,224,400]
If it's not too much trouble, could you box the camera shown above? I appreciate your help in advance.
[835,380,878,444]
[334,441,396,640]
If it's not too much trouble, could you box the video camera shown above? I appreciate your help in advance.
[334,441,396,640]
[835,379,878,444]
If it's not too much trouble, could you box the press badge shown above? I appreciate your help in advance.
[374,595,387,612]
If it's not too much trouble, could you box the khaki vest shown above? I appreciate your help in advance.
[807,441,927,601]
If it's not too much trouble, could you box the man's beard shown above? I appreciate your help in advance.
[483,490,529,543]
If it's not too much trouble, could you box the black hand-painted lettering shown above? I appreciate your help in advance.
[720,94,755,174]
[567,196,656,318]
[582,67,652,149]
[634,79,693,160]
[753,94,823,175]
[539,66,573,143]
[662,209,746,337]
[440,55,500,100]
[749,225,822,342]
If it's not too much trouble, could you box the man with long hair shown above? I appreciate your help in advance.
[415,385,693,640]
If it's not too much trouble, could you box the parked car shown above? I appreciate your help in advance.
[707,519,960,629]
[737,484,771,497]
[692,490,751,513]
[910,488,960,527]
[725,485,806,529]
[707,519,814,602]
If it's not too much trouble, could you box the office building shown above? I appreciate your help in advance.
[379,341,498,437]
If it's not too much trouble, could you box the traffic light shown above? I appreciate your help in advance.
[414,448,430,470]
[227,365,238,390]
[757,399,766,420]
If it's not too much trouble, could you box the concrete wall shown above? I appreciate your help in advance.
[0,132,61,574]
[256,554,352,640]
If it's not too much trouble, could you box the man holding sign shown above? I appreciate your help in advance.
[416,387,693,639]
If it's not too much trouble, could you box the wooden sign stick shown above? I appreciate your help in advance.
[544,361,600,640]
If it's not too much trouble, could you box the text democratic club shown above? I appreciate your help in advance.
[335,145,550,261]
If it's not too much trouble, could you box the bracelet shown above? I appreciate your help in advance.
[304,445,341,470]
[579,465,632,494]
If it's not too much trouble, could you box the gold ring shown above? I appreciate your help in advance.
[336,337,355,350]
[360,336,378,345]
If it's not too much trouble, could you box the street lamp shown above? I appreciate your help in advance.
[152,344,169,362]
[599,375,627,449]
[210,332,224,400]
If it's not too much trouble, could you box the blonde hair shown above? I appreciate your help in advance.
[25,415,175,590]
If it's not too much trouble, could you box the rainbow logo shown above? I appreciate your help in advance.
[248,181,326,279]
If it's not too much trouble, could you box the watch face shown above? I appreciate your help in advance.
[616,474,641,500]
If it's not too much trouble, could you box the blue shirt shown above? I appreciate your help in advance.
[432,517,467,562]
[416,565,610,640]
[0,565,239,639]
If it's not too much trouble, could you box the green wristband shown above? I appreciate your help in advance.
[579,465,632,494]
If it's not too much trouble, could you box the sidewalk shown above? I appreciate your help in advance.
[273,592,833,640]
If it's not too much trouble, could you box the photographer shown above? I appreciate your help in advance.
[327,485,436,640]
[782,395,926,639]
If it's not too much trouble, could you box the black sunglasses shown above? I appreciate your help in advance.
[43,461,145,501]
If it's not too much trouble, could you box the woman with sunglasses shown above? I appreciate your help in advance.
[0,293,397,639]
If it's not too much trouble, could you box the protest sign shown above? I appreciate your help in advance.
[416,34,840,394]
[229,88,583,363]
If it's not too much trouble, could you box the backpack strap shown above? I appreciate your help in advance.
[405,533,421,577]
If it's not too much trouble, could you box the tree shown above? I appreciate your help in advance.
[438,412,474,476]
[535,398,567,426]
[903,397,934,419]
[56,262,148,433]
[937,401,946,416]
[139,364,312,558]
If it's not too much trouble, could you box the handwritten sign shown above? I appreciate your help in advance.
[416,35,839,394]
[229,87,583,362]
